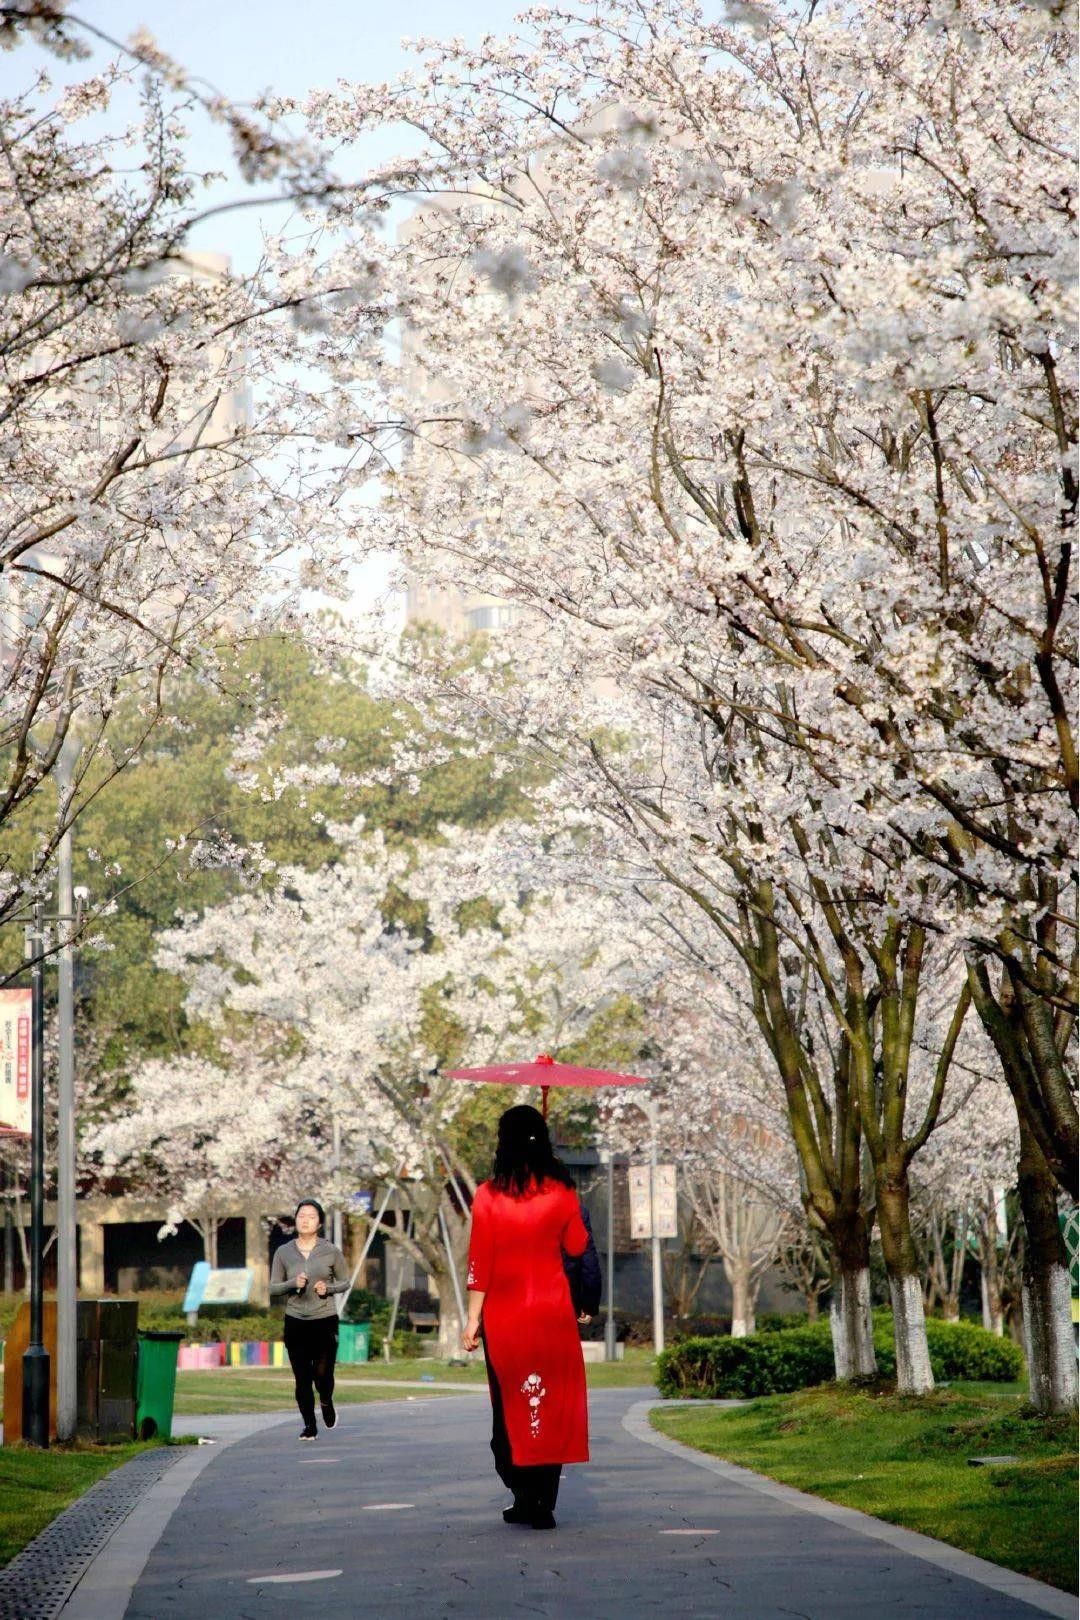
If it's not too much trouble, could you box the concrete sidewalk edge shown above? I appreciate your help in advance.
[624,1400,1074,1620]
[58,1413,294,1620]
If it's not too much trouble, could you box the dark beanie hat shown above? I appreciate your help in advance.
[294,1198,325,1226]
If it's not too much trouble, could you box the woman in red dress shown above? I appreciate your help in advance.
[463,1104,589,1530]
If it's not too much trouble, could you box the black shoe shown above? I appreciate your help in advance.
[320,1401,337,1430]
[530,1511,557,1530]
[300,1425,318,1441]
[502,1501,531,1525]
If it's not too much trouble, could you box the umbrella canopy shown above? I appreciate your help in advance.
[444,1052,651,1118]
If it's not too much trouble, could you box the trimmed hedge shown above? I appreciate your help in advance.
[656,1311,1023,1399]
[922,1316,1024,1382]
[657,1328,834,1398]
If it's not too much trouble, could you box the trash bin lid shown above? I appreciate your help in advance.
[138,1330,186,1341]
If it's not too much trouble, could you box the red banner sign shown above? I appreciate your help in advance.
[0,988,32,1136]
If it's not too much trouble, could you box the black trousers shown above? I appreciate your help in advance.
[283,1314,338,1427]
[488,1356,561,1513]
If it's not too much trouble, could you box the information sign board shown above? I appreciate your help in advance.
[182,1262,253,1313]
[628,1164,678,1239]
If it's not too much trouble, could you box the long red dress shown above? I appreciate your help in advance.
[467,1177,590,1467]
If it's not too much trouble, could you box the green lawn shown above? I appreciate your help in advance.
[652,1384,1077,1594]
[0,1440,151,1567]
[173,1371,467,1413]
[174,1346,657,1411]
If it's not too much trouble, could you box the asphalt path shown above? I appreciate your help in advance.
[121,1389,1067,1619]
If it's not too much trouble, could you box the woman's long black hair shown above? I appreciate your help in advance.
[491,1104,575,1196]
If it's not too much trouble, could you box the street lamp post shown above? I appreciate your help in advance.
[55,733,79,1442]
[600,1146,617,1361]
[22,901,49,1448]
[648,1094,664,1356]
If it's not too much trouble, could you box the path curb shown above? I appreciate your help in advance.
[624,1400,1075,1620]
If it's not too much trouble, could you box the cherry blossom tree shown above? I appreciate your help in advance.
[0,16,400,929]
[134,818,659,1350]
[311,0,1076,1405]
[81,1045,318,1264]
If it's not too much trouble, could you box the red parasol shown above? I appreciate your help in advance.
[444,1052,651,1120]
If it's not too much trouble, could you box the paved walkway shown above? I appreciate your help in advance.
[58,1389,1069,1620]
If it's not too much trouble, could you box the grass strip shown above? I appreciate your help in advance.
[173,1374,466,1414]
[651,1384,1077,1594]
[0,1440,152,1568]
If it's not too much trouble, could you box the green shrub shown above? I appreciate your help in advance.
[756,1312,810,1334]
[656,1328,834,1399]
[923,1318,1024,1382]
[578,1310,632,1343]
[670,1315,730,1341]
[656,1312,1023,1398]
[341,1288,382,1324]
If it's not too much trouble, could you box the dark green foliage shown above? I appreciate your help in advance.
[657,1328,835,1398]
[671,1315,731,1340]
[0,634,540,1082]
[656,1312,1024,1398]
[340,1287,382,1324]
[921,1317,1025,1382]
[756,1312,810,1333]
[135,1299,285,1343]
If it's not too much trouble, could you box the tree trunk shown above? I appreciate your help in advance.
[805,1291,819,1322]
[980,1269,1004,1336]
[431,1274,463,1358]
[977,1195,1005,1336]
[825,1208,877,1380]
[1017,1118,1077,1414]
[13,1186,30,1296]
[877,1174,934,1394]
[829,1263,876,1380]
[888,1272,935,1394]
[730,1267,754,1338]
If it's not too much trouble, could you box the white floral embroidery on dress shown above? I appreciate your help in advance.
[466,1260,477,1286]
[520,1371,547,1438]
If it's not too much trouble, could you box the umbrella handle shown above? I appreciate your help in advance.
[541,1085,550,1121]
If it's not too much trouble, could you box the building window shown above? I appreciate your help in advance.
[466,604,517,632]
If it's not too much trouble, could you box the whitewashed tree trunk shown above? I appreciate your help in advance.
[431,1276,464,1358]
[888,1273,935,1394]
[730,1268,757,1338]
[829,1265,877,1380]
[1016,1117,1078,1414]
[1022,1265,1077,1414]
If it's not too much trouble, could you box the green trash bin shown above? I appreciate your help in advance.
[338,1322,370,1364]
[136,1330,184,1440]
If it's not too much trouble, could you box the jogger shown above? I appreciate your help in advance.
[270,1197,349,1439]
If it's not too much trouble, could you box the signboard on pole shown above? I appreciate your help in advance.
[0,988,32,1136]
[182,1262,253,1314]
[628,1165,678,1239]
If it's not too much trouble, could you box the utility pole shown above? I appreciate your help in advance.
[22,900,49,1447]
[55,731,79,1442]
